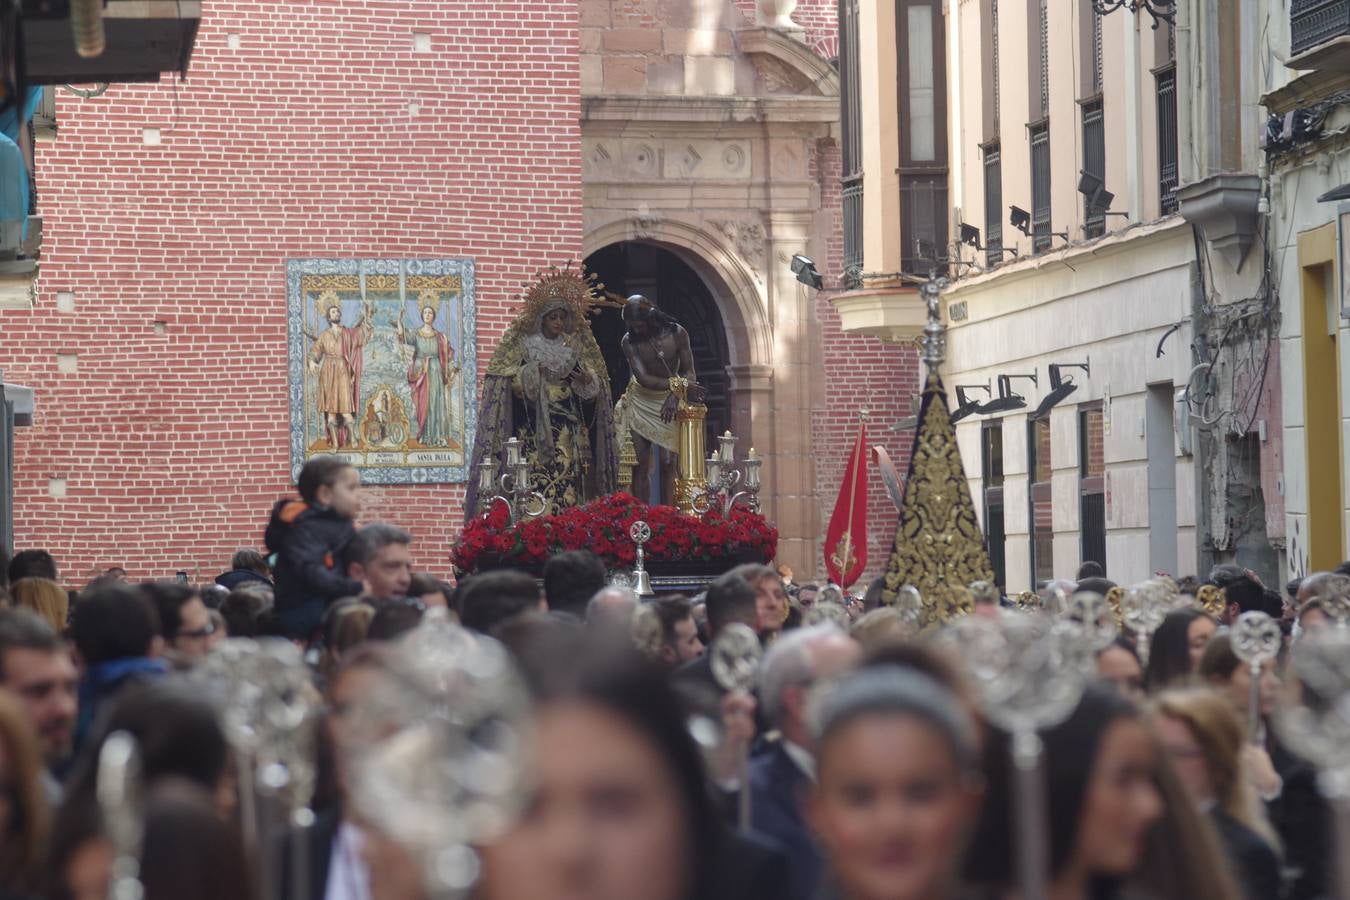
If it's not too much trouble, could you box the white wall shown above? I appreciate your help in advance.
[943,221,1198,590]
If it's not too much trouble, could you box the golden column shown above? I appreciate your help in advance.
[670,376,708,514]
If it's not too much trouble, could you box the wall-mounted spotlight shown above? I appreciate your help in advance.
[959,223,983,250]
[951,382,992,423]
[1077,171,1130,221]
[1033,360,1091,418]
[1009,206,1032,237]
[979,373,1038,414]
[790,253,823,289]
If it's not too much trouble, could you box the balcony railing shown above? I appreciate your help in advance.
[1292,0,1350,56]
[900,174,949,276]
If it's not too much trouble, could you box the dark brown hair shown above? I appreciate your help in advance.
[0,690,49,891]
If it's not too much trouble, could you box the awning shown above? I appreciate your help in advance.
[1,383,34,426]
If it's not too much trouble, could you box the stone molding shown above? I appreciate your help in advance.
[583,216,773,369]
[582,93,839,126]
[735,26,839,97]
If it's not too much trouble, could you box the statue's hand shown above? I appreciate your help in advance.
[686,382,707,405]
[661,394,679,423]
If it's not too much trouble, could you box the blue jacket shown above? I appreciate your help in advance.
[75,656,168,751]
[748,742,820,900]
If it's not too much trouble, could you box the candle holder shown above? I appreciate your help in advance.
[1232,611,1283,743]
[350,612,532,900]
[630,520,653,597]
[690,430,763,516]
[709,621,764,831]
[1120,580,1171,665]
[98,731,145,900]
[938,613,1090,900]
[478,437,546,525]
[1064,591,1118,652]
[1272,628,1350,900]
[192,639,322,900]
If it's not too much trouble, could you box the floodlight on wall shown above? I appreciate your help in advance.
[978,373,1038,414]
[1091,0,1175,29]
[951,382,992,423]
[959,223,983,249]
[1010,206,1032,236]
[790,253,823,289]
[1033,360,1091,418]
[1077,171,1130,219]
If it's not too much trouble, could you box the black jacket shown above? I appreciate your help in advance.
[700,828,793,900]
[1209,808,1281,900]
[214,568,273,592]
[264,498,361,638]
[748,742,819,900]
[276,807,342,900]
[1269,737,1332,900]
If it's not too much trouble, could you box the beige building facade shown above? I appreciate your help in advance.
[1263,7,1350,578]
[836,0,1285,590]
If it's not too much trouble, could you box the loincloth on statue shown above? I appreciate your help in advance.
[616,377,677,453]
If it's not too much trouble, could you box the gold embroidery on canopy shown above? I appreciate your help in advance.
[881,373,994,628]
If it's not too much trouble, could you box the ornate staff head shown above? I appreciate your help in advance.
[710,622,762,694]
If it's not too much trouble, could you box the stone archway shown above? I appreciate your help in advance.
[582,217,772,372]
[583,219,775,472]
[585,242,735,442]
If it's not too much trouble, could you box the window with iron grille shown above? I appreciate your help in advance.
[839,0,864,284]
[1291,0,1350,57]
[1091,3,1103,94]
[984,142,1003,265]
[982,422,1007,589]
[898,0,948,275]
[1082,101,1105,238]
[1039,0,1050,115]
[1078,406,1106,576]
[1030,123,1051,252]
[900,175,949,275]
[992,0,1001,133]
[1029,415,1054,586]
[1157,66,1179,215]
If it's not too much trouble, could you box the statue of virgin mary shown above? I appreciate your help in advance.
[465,267,619,519]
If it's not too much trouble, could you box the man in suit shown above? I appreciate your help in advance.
[672,570,758,702]
[748,624,861,900]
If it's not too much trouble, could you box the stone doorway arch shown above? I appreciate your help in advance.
[585,242,735,443]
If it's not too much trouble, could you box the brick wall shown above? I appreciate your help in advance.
[732,0,841,57]
[1,0,583,585]
[810,140,920,589]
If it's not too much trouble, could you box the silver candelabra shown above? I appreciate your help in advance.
[477,436,546,524]
[692,430,763,516]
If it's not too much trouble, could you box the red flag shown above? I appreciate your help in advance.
[824,423,870,588]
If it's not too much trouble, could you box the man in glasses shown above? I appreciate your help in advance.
[142,581,215,663]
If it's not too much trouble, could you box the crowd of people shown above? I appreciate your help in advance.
[0,456,1340,900]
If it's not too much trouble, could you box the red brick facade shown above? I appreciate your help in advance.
[4,0,917,590]
[2,1,583,583]
[810,142,918,589]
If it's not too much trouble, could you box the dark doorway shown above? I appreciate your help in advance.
[584,242,732,443]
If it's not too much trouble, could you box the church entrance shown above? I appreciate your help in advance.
[584,242,732,444]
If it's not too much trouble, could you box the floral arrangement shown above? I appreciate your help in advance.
[453,492,778,573]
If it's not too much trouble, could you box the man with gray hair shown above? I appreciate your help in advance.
[343,522,413,602]
[586,585,639,638]
[749,623,861,900]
